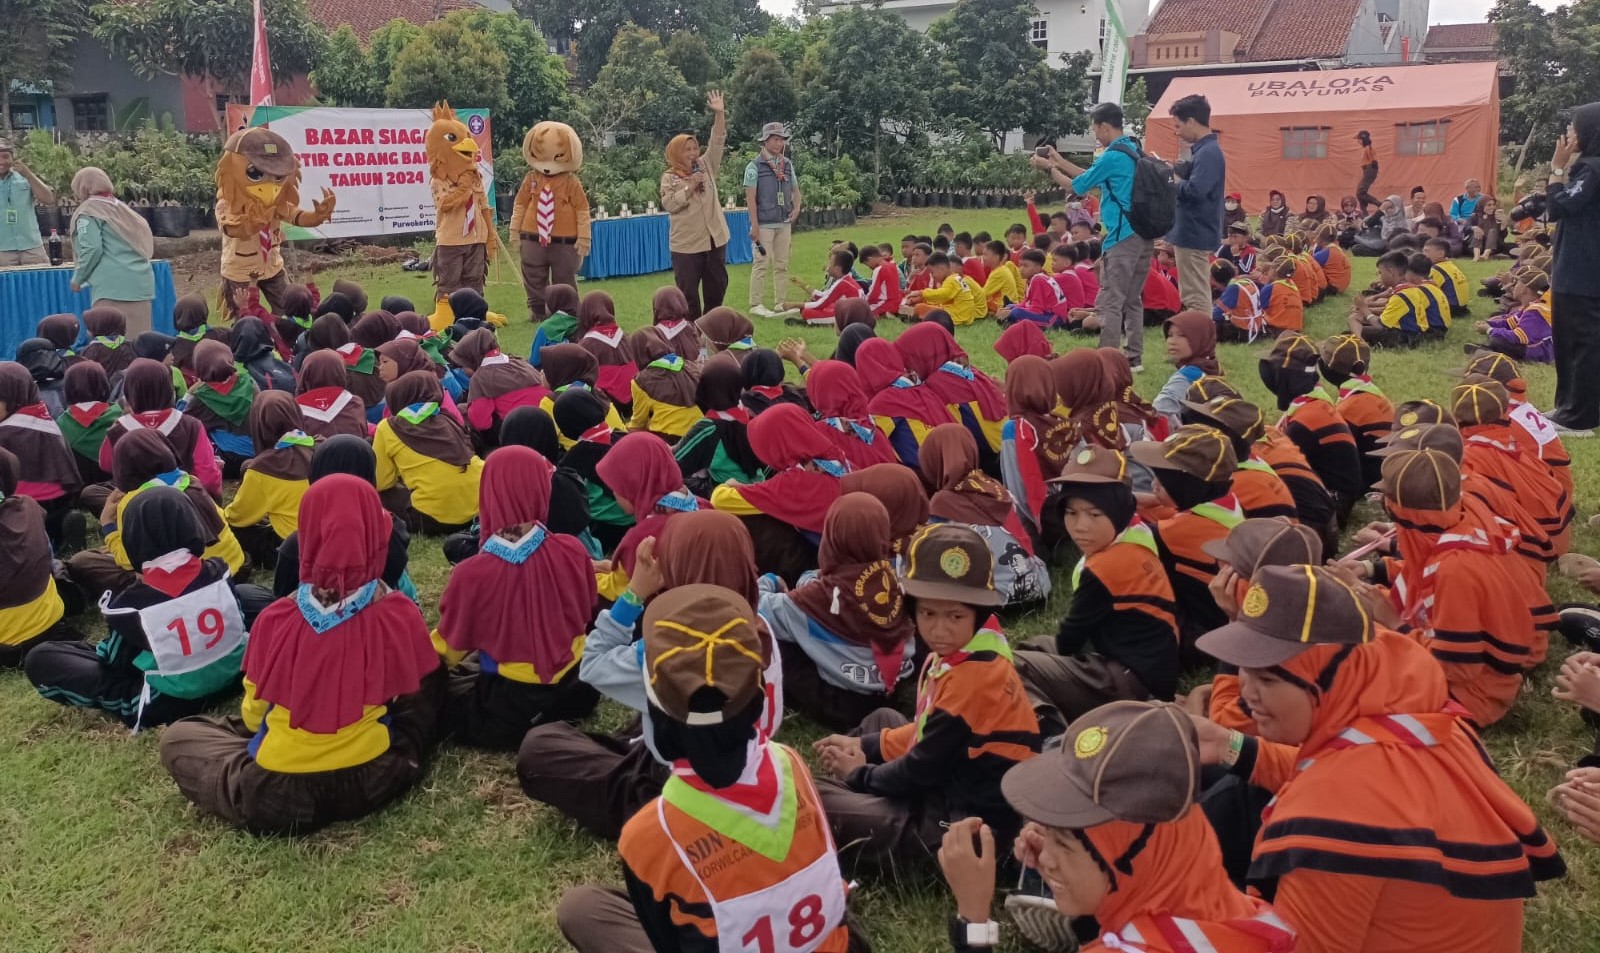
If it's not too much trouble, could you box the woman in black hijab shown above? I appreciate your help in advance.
[315,292,356,324]
[551,389,630,553]
[1547,102,1600,433]
[272,435,416,600]
[14,338,68,418]
[738,347,810,417]
[833,322,875,367]
[230,316,296,392]
[441,405,591,564]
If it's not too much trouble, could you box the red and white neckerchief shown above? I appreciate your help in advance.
[746,384,784,400]
[535,184,556,245]
[68,401,111,427]
[480,352,510,367]
[123,409,181,435]
[670,740,783,817]
[296,387,353,422]
[1,403,63,434]
[463,193,478,237]
[657,319,689,340]
[141,549,203,598]
[579,422,613,445]
[259,228,274,258]
[1338,373,1384,401]
[583,325,625,348]
[709,408,750,424]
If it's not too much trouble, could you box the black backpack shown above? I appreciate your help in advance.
[1108,141,1176,240]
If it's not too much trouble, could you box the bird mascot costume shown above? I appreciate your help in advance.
[214,126,336,318]
[424,102,497,331]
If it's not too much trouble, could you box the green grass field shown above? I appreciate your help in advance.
[4,209,1599,952]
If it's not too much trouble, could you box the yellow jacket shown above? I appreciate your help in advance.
[372,420,484,526]
[923,274,986,325]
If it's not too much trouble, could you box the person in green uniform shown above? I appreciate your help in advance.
[67,168,156,334]
[0,140,54,267]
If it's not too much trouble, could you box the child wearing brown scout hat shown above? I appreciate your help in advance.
[1317,333,1393,488]
[1258,333,1364,526]
[1194,563,1564,953]
[1127,424,1242,658]
[1451,376,1573,557]
[812,523,1039,871]
[938,701,1296,953]
[1012,446,1179,738]
[557,584,857,953]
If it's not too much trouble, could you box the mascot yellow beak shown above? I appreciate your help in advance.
[246,182,283,207]
[453,139,479,161]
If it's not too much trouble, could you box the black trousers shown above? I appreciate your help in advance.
[439,667,599,751]
[1356,164,1379,212]
[1552,292,1600,429]
[670,244,729,319]
[25,640,233,728]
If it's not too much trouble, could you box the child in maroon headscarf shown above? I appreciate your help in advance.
[593,431,705,602]
[711,403,846,583]
[855,337,953,469]
[805,359,896,470]
[649,286,704,362]
[895,322,1007,466]
[575,290,636,414]
[433,446,599,749]
[0,361,83,545]
[159,475,441,835]
[757,493,916,730]
[296,350,369,440]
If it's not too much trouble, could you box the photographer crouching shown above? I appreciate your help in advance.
[1548,103,1600,436]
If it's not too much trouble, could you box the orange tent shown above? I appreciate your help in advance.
[1145,63,1501,214]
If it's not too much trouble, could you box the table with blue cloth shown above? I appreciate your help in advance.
[1,261,178,356]
[579,209,753,281]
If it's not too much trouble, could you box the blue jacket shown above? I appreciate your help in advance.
[1549,160,1600,297]
[1168,133,1225,250]
[1448,192,1482,222]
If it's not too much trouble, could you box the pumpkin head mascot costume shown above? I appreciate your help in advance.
[509,121,590,323]
[214,127,336,318]
[425,102,496,330]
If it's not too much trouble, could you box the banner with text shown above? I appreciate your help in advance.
[225,104,495,241]
[1099,0,1129,107]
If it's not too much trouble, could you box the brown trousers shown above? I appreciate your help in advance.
[66,549,136,605]
[158,674,441,836]
[515,720,668,841]
[519,237,579,322]
[221,270,291,319]
[433,242,487,300]
[815,708,948,875]
[1012,643,1149,739]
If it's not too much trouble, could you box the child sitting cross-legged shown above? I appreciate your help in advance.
[998,249,1070,327]
[812,522,1040,872]
[1473,268,1553,363]
[902,252,986,326]
[786,248,865,327]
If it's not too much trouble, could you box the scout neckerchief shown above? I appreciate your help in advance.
[93,334,125,350]
[140,548,203,598]
[140,469,192,493]
[1338,374,1385,401]
[1237,453,1276,476]
[648,353,685,373]
[823,416,877,444]
[296,580,381,633]
[275,430,314,450]
[1191,492,1245,533]
[336,342,377,375]
[1281,384,1335,426]
[188,365,257,427]
[60,400,122,460]
[177,325,209,343]
[397,401,441,425]
[536,180,556,245]
[541,310,579,346]
[662,741,798,862]
[709,407,751,424]
[1071,518,1157,589]
[579,421,613,445]
[482,523,548,565]
[913,621,1012,741]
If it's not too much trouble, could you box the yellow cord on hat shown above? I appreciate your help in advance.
[650,617,764,688]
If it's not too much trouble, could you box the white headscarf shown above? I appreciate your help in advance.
[1379,194,1411,240]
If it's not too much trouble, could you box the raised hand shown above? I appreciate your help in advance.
[707,90,725,114]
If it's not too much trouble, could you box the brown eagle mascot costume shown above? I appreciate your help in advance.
[214,126,336,317]
[425,102,495,329]
[509,121,590,323]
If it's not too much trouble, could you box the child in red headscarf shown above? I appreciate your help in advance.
[433,446,599,749]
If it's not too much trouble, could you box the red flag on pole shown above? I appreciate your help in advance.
[250,0,275,107]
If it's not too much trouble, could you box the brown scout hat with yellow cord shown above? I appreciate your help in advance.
[1196,563,1375,669]
[1450,350,1523,388]
[1392,398,1454,429]
[1128,423,1238,483]
[1318,333,1371,378]
[1449,376,1510,427]
[1379,448,1461,512]
[1371,421,1463,462]
[1001,700,1201,829]
[1180,395,1267,444]
[1184,375,1241,404]
[643,584,766,726]
[223,127,297,178]
[1202,517,1323,577]
[899,523,1003,606]
[1049,444,1131,486]
[1264,331,1321,370]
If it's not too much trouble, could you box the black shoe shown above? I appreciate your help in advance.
[60,510,88,555]
[1558,604,1600,653]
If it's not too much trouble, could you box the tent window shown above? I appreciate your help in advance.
[1396,121,1449,156]
[1280,126,1330,161]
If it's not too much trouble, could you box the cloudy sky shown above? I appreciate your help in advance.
[756,0,1567,25]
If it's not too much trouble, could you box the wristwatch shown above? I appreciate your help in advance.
[949,916,1001,949]
[1553,162,1569,176]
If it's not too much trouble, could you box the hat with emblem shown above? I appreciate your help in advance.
[1391,398,1454,430]
[1049,445,1131,486]
[1128,423,1238,482]
[1180,395,1267,444]
[900,523,1003,606]
[224,127,297,178]
[1263,331,1320,369]
[1371,421,1463,462]
[642,584,766,726]
[1196,564,1375,669]
[1002,700,1201,829]
[1201,517,1323,576]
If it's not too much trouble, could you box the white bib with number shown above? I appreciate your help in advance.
[102,577,246,678]
[658,798,846,953]
[1509,401,1559,449]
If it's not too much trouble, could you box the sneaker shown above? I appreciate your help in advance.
[1558,605,1600,653]
[783,317,808,327]
[60,510,88,555]
[749,305,776,318]
[1128,363,1144,374]
[1555,422,1596,438]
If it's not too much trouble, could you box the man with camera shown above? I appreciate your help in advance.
[1547,103,1600,436]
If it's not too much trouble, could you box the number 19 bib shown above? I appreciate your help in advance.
[103,577,246,677]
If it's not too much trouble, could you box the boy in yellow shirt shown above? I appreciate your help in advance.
[979,239,1024,315]
[1423,237,1472,318]
[906,251,985,325]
